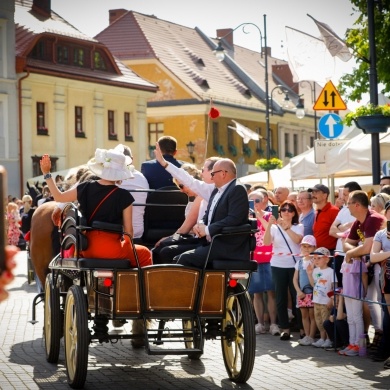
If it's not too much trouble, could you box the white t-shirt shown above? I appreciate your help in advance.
[312,267,336,304]
[120,169,149,238]
[335,206,355,251]
[269,224,304,268]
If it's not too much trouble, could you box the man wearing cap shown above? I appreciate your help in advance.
[308,184,339,252]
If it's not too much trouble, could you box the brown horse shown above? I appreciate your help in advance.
[29,201,58,291]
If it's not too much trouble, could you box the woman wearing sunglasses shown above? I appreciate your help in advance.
[263,200,304,340]
[248,191,279,336]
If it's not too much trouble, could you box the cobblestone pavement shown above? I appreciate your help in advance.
[1,251,390,390]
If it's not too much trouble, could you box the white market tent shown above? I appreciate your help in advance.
[325,132,390,176]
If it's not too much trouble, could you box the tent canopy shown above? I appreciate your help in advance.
[325,132,390,176]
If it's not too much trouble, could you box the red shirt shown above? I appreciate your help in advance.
[313,202,339,250]
[348,210,386,242]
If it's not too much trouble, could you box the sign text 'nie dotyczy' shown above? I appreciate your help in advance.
[314,139,349,164]
[313,81,347,111]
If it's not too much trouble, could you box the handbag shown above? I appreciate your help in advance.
[277,225,298,263]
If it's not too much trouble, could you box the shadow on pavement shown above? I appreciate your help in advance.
[9,337,253,389]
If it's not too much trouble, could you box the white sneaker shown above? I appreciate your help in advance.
[299,336,314,346]
[269,323,280,336]
[322,339,333,349]
[312,338,325,348]
[255,323,266,334]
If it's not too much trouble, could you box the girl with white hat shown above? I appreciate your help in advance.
[39,147,152,267]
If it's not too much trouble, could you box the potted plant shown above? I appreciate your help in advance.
[254,157,283,172]
[343,103,390,134]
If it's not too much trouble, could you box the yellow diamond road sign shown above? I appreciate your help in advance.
[313,80,347,111]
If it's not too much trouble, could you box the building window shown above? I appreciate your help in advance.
[284,133,289,156]
[31,40,45,60]
[227,127,237,156]
[73,48,85,67]
[148,122,164,159]
[310,136,315,148]
[75,106,85,138]
[94,51,107,70]
[124,112,133,142]
[57,45,69,64]
[31,155,58,177]
[293,134,298,156]
[37,102,48,135]
[148,122,164,145]
[108,110,117,140]
[212,122,219,150]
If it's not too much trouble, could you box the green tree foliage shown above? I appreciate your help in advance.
[338,0,390,102]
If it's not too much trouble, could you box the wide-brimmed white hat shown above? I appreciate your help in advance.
[88,147,133,181]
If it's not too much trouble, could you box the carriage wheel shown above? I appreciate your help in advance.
[44,273,61,363]
[221,284,255,383]
[64,285,89,389]
[182,319,204,360]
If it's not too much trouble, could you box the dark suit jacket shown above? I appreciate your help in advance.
[202,179,251,262]
[141,154,182,189]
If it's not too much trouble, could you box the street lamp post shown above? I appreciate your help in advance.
[214,15,271,159]
[295,80,318,139]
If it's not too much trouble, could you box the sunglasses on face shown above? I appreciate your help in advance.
[280,207,294,213]
[210,170,227,177]
[252,198,262,203]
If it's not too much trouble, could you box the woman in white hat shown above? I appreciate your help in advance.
[39,147,152,267]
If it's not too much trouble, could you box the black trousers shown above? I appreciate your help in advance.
[323,318,349,347]
[152,235,200,264]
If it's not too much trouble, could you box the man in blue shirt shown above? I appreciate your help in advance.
[141,136,182,189]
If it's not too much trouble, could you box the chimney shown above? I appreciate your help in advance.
[109,9,128,25]
[32,0,51,18]
[262,47,271,57]
[217,29,234,47]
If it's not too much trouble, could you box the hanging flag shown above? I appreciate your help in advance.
[285,26,335,84]
[228,120,261,144]
[308,14,352,62]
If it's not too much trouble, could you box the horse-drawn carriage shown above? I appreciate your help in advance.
[31,195,258,389]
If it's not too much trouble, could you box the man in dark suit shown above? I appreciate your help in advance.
[174,158,250,268]
[141,136,182,189]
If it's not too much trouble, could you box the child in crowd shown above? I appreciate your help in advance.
[323,289,349,351]
[293,235,318,346]
[6,202,22,246]
[307,247,337,348]
[338,254,368,356]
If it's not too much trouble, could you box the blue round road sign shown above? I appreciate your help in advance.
[318,113,344,139]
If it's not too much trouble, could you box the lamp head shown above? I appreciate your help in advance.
[295,98,305,119]
[214,41,226,62]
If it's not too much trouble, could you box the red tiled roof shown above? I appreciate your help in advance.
[15,1,157,91]
[96,11,268,110]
